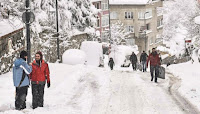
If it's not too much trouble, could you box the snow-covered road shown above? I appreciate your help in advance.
[0,63,191,114]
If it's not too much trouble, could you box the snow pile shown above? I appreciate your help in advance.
[62,49,86,65]
[80,41,103,66]
[168,62,200,111]
[109,45,138,65]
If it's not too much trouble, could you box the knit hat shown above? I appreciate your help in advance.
[20,50,28,59]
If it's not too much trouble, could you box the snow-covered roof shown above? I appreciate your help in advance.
[110,0,150,5]
[0,18,23,37]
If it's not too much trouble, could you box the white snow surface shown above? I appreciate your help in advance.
[168,61,200,111]
[62,49,86,65]
[80,41,103,66]
[0,63,185,114]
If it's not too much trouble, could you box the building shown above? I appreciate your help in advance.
[109,0,163,54]
[91,0,110,42]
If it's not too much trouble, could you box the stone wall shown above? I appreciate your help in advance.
[0,28,24,75]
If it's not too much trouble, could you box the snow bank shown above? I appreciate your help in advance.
[109,45,138,65]
[62,49,86,65]
[80,41,103,66]
[168,62,200,111]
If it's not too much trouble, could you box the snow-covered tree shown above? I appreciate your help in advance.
[0,0,98,62]
[162,0,200,56]
[110,21,130,45]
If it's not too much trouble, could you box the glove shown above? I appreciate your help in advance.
[47,81,50,88]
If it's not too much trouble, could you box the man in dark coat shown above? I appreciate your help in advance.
[140,51,148,72]
[146,48,161,83]
[130,52,138,71]
[108,58,115,70]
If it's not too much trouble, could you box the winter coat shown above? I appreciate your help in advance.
[13,58,32,87]
[108,59,115,67]
[146,53,161,67]
[140,53,148,62]
[130,54,138,63]
[30,60,50,84]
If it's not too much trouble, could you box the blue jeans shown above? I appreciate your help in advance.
[141,61,147,72]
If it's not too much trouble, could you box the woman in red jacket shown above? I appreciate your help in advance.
[30,51,50,109]
[146,48,161,83]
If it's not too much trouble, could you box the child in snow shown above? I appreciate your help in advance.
[108,58,115,70]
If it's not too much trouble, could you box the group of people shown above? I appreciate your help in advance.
[108,48,161,83]
[13,51,50,110]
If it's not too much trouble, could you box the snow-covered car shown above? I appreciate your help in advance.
[121,55,131,67]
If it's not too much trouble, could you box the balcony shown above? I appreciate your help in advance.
[151,0,163,7]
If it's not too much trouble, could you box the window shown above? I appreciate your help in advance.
[110,12,118,19]
[102,15,109,27]
[126,26,134,33]
[95,2,100,9]
[138,9,152,19]
[97,18,100,27]
[146,23,150,30]
[102,2,108,10]
[125,12,133,19]
[150,37,154,45]
[157,18,163,27]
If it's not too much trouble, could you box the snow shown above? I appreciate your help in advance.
[168,61,200,111]
[62,49,86,65]
[110,0,151,5]
[80,41,103,66]
[194,16,200,25]
[0,62,186,114]
[109,45,138,66]
[0,18,23,37]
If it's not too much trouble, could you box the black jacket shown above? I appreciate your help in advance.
[108,59,115,66]
[130,54,138,63]
[140,52,148,62]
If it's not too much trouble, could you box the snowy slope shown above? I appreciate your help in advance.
[0,62,188,114]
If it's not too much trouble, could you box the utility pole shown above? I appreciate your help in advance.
[56,0,60,61]
[144,12,149,52]
[25,0,31,63]
[108,0,111,44]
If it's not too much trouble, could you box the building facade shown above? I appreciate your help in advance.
[92,0,110,42]
[110,0,163,54]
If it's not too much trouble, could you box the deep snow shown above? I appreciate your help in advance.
[0,61,187,114]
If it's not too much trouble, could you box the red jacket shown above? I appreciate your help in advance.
[146,53,161,67]
[30,60,50,84]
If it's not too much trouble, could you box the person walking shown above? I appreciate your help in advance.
[140,51,148,72]
[108,58,115,70]
[146,48,161,83]
[30,51,50,109]
[130,52,138,71]
[13,50,32,110]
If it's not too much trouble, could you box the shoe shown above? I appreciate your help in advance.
[151,78,153,81]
